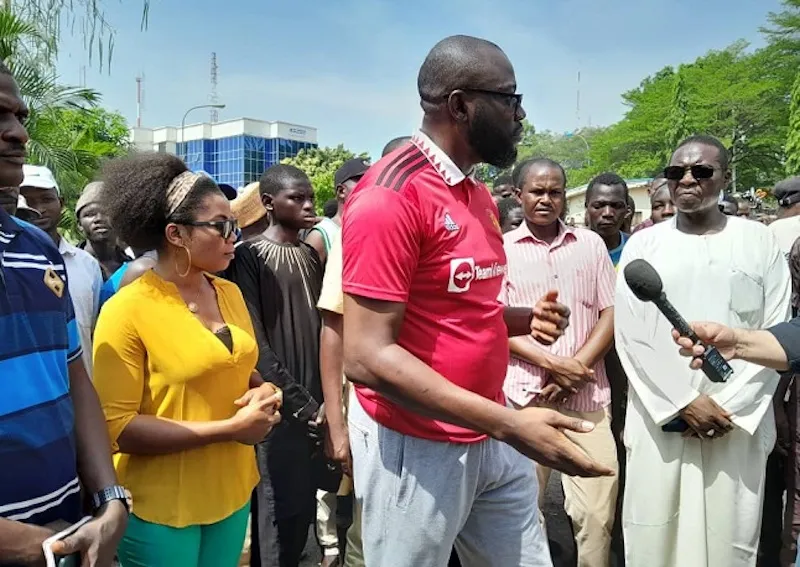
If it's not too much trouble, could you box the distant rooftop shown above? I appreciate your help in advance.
[566,178,654,198]
[130,117,317,146]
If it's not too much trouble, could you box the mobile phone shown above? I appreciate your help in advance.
[56,555,80,567]
[661,417,689,433]
[43,516,93,567]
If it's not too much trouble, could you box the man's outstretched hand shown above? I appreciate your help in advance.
[506,407,614,477]
[672,322,738,369]
[531,291,570,346]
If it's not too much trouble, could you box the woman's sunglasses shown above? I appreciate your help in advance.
[179,218,239,240]
[664,164,716,182]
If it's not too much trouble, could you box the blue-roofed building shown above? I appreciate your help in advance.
[129,118,318,189]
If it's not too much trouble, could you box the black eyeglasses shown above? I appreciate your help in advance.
[464,88,523,110]
[664,165,716,182]
[179,218,239,240]
[445,88,523,111]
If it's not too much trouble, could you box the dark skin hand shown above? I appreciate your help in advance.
[343,294,612,478]
[509,307,611,396]
[507,339,593,395]
[319,310,352,476]
[50,360,127,567]
[540,382,571,405]
[550,307,614,393]
[550,358,595,394]
[679,394,734,439]
[0,519,57,566]
[505,290,570,342]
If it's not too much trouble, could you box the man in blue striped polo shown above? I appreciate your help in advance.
[0,62,128,566]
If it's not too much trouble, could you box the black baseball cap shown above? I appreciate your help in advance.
[193,169,238,200]
[774,176,800,208]
[334,158,370,187]
[218,183,238,200]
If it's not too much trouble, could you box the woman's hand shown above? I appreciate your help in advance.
[229,392,282,445]
[235,382,283,409]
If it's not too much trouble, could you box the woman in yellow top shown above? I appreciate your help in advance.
[92,153,282,567]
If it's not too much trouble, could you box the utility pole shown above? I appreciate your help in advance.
[209,53,220,123]
[135,75,144,128]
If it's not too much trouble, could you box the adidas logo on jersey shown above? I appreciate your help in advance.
[443,212,459,232]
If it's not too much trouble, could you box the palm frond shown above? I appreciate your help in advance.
[0,8,54,62]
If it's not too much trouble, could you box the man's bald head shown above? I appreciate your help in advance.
[418,35,511,103]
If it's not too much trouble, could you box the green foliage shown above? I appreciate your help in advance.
[565,41,791,190]
[665,69,690,159]
[9,0,150,72]
[0,8,130,237]
[762,0,800,58]
[31,107,130,236]
[787,73,800,175]
[281,144,369,214]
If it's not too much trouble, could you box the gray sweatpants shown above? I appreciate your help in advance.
[348,394,552,567]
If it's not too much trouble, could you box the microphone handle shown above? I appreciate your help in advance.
[652,295,699,342]
[652,294,733,383]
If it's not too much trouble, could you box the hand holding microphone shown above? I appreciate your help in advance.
[623,259,733,383]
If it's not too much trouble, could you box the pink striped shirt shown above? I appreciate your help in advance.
[500,222,616,411]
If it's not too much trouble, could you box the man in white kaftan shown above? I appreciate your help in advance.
[615,137,791,567]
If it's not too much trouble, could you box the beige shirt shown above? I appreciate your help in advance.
[315,231,353,495]
[769,215,800,258]
[317,232,344,315]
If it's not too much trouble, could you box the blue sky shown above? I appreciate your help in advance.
[55,0,784,159]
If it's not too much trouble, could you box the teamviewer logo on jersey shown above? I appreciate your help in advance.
[448,258,475,293]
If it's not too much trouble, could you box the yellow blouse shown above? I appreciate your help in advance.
[93,270,260,528]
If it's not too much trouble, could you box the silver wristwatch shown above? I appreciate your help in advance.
[91,485,130,514]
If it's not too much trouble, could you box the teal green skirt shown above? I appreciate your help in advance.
[117,503,250,567]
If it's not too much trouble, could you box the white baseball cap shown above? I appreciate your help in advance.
[16,194,41,222]
[21,164,59,195]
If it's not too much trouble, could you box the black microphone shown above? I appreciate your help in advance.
[624,259,733,384]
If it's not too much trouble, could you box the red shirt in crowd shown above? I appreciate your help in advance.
[342,131,509,443]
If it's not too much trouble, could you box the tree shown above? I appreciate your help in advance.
[762,0,800,58]
[787,73,800,175]
[33,107,130,235]
[0,9,130,234]
[8,0,149,72]
[665,69,690,159]
[578,42,790,190]
[281,144,369,214]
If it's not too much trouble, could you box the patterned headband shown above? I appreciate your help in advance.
[166,171,203,217]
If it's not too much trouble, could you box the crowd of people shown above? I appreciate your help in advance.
[4,32,800,567]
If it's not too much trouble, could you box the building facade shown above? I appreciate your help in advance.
[565,178,653,227]
[129,118,318,188]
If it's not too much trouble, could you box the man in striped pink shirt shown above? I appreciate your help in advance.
[500,157,619,567]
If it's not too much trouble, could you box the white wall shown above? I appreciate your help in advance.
[129,119,318,146]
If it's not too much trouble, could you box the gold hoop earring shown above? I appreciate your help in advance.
[175,245,192,278]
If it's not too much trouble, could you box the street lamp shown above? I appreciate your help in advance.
[565,130,591,167]
[180,104,226,160]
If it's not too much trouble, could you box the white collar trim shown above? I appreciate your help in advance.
[412,130,476,187]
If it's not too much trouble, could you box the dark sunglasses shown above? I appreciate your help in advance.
[664,164,716,182]
[457,89,524,110]
[179,218,239,240]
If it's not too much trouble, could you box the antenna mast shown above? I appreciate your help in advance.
[210,52,220,123]
[576,69,581,131]
[135,75,142,128]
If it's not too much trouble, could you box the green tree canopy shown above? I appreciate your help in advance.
[787,72,800,175]
[571,41,790,191]
[281,144,369,214]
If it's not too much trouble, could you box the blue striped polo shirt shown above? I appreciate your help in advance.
[0,208,82,526]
